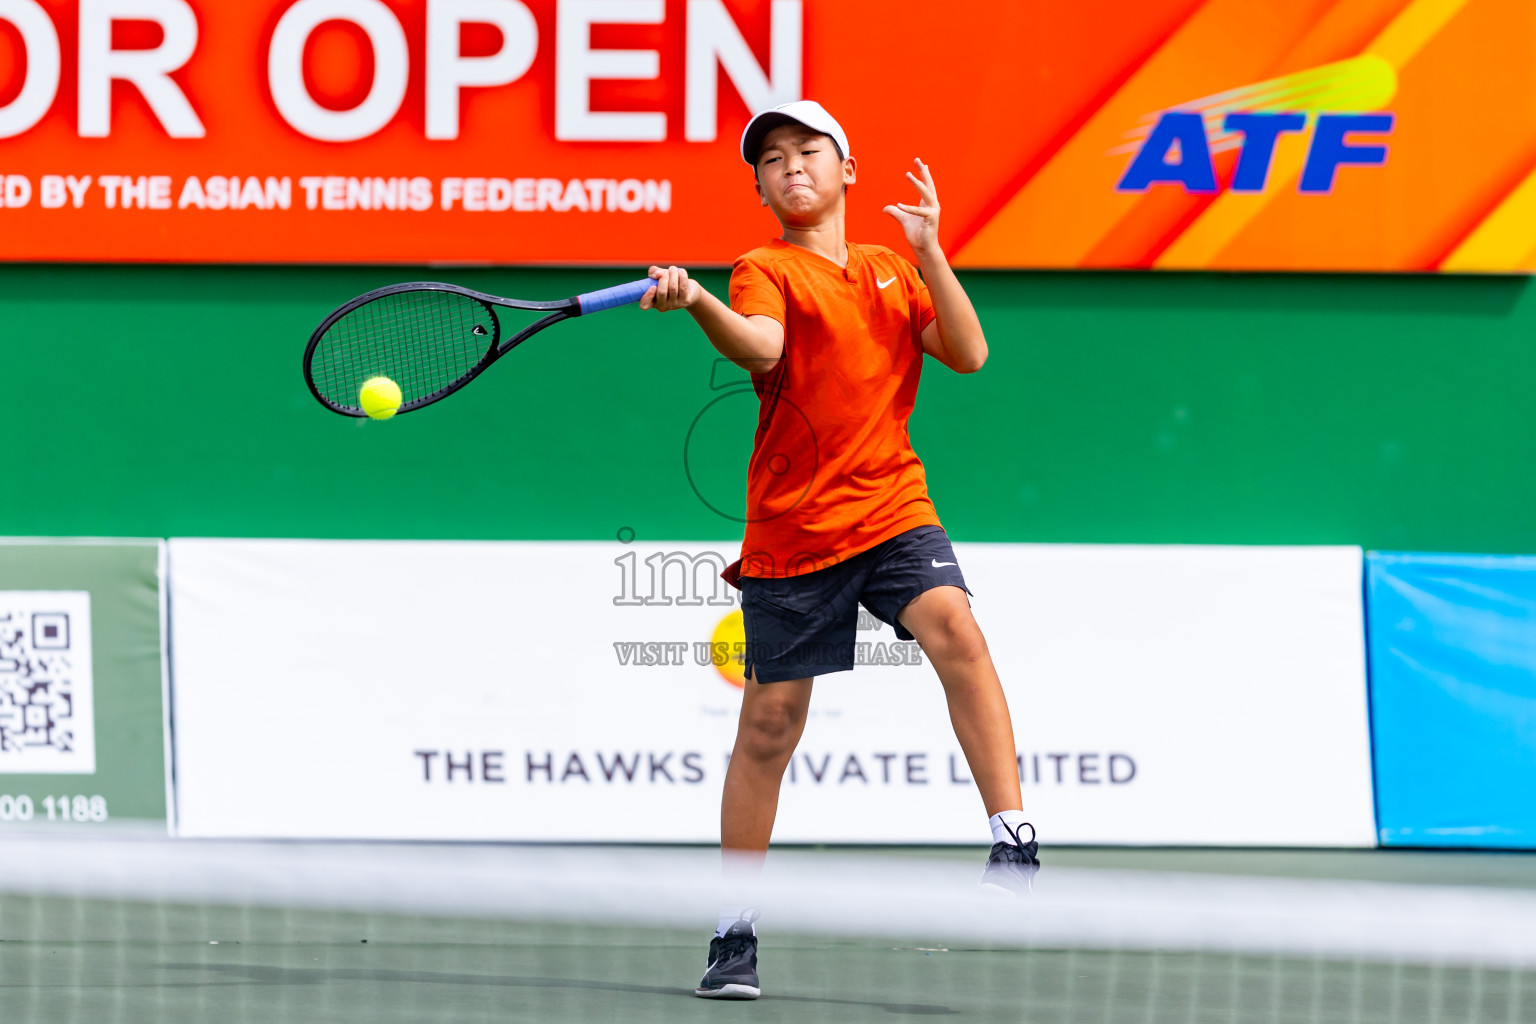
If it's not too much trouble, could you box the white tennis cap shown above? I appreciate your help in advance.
[740,100,851,166]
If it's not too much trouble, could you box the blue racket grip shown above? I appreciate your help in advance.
[576,278,655,315]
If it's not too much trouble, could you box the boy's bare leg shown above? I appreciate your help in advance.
[721,671,815,853]
[897,586,1022,816]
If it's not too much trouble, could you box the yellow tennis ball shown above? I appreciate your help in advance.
[358,376,402,420]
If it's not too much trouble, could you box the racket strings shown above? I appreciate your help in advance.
[309,290,496,412]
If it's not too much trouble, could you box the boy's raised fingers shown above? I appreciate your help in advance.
[914,158,939,199]
[906,170,937,205]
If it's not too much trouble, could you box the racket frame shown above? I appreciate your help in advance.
[304,281,587,418]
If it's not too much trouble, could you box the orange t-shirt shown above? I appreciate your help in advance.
[724,238,941,583]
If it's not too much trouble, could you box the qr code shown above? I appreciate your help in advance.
[0,592,95,774]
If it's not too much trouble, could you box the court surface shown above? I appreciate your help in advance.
[2,827,1533,1023]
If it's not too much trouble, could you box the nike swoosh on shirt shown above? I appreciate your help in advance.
[932,559,957,568]
[877,276,897,289]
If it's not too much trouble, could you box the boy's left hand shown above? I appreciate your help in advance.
[884,158,942,257]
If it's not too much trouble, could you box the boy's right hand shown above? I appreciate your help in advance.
[641,265,701,312]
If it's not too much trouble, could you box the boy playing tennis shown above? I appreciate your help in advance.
[641,101,1039,1001]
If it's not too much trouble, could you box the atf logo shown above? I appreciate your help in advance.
[709,610,748,689]
[1115,56,1396,195]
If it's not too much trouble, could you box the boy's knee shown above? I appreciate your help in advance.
[924,607,988,664]
[738,698,804,761]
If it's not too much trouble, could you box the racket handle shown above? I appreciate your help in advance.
[576,278,655,315]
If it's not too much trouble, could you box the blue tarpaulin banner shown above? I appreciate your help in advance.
[1367,552,1536,849]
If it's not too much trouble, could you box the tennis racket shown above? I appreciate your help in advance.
[303,277,654,417]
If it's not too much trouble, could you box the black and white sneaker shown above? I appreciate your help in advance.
[694,914,760,999]
[980,821,1040,894]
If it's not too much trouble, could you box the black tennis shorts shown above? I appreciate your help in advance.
[739,525,972,684]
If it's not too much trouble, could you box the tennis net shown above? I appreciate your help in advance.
[1,823,1532,1022]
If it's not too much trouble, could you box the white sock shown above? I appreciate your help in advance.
[715,906,757,938]
[989,810,1031,846]
[717,849,763,937]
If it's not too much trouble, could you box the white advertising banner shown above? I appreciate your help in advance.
[167,539,1375,845]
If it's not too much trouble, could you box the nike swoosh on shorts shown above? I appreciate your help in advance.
[932,559,957,567]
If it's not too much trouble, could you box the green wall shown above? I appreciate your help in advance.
[1,265,1532,552]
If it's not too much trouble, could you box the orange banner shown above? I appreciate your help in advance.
[0,0,1532,270]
